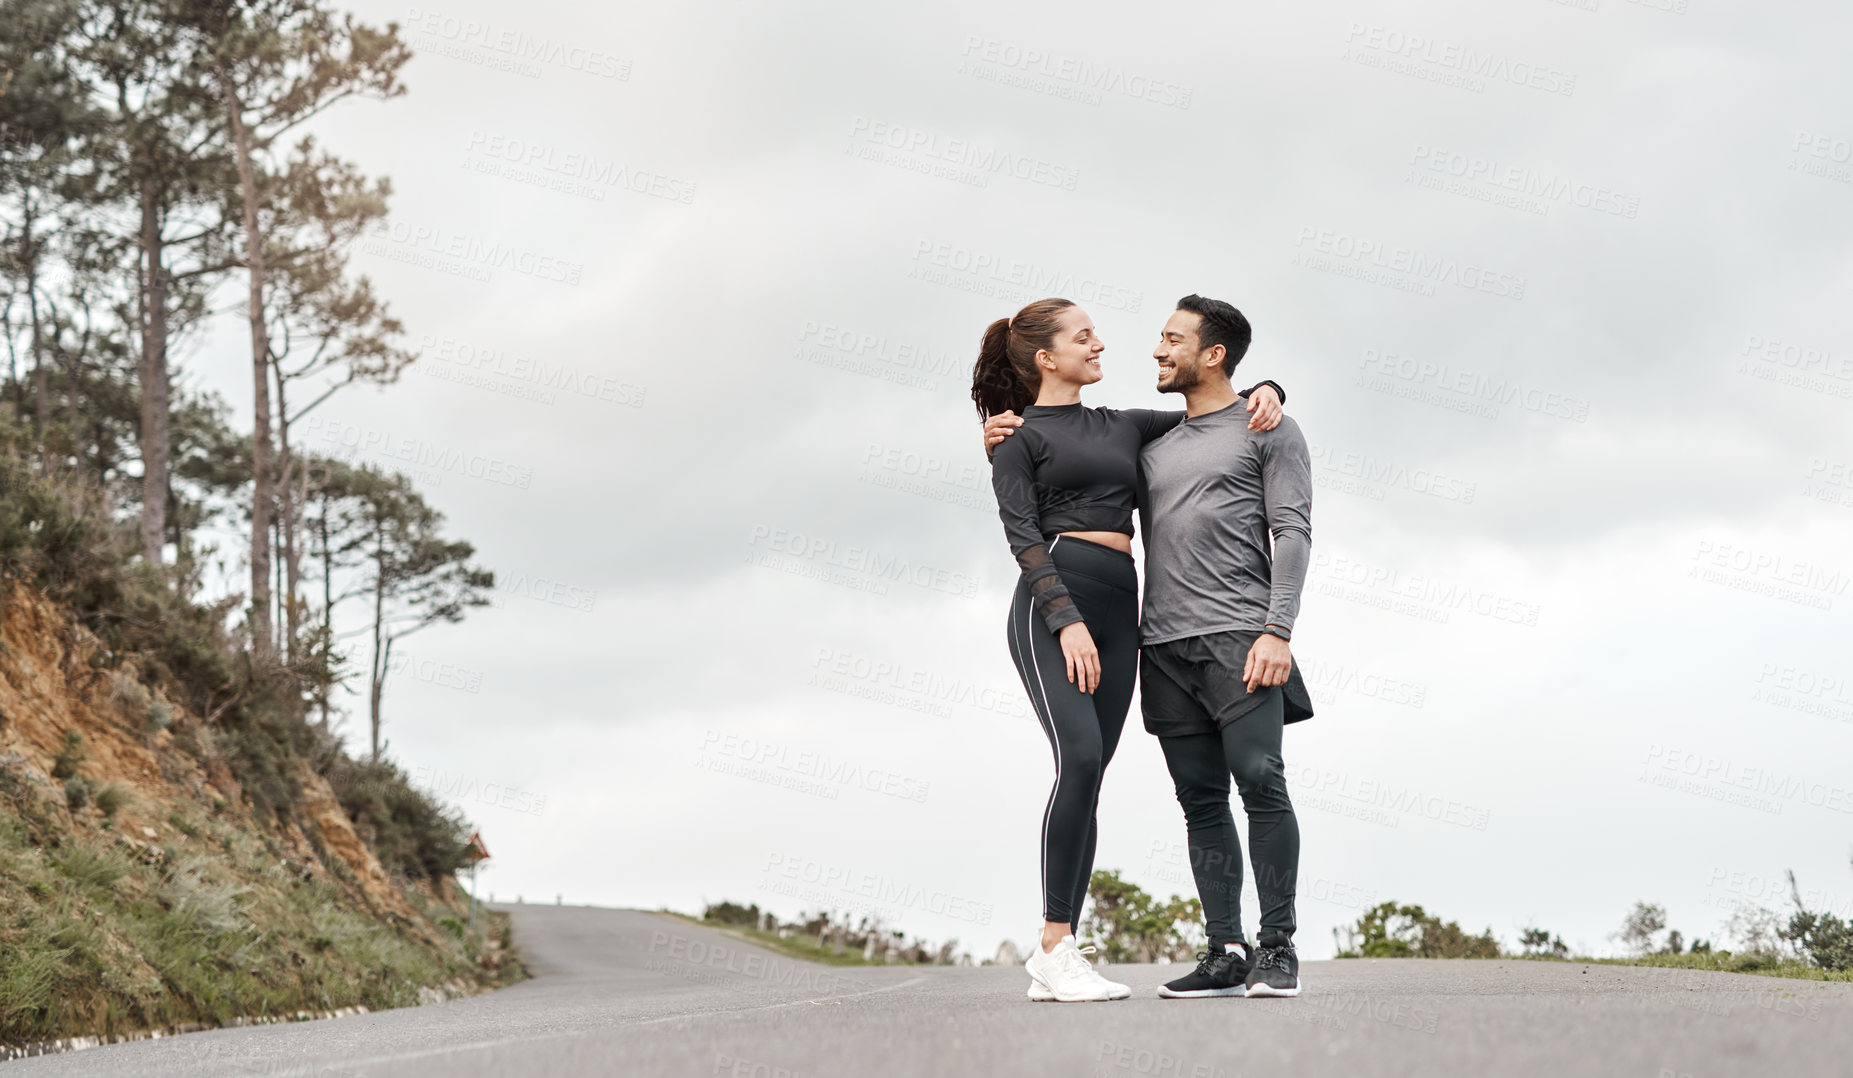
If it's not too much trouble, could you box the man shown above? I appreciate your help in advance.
[984,294,1314,999]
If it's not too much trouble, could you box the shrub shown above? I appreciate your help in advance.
[1518,926,1569,959]
[1080,870,1206,964]
[323,756,470,880]
[110,669,149,713]
[52,844,129,889]
[1617,901,1671,955]
[0,751,28,798]
[94,782,129,818]
[64,775,91,811]
[160,857,250,936]
[1781,871,1853,972]
[703,901,762,927]
[0,931,76,1036]
[1335,902,1501,959]
[146,699,174,734]
[50,730,85,780]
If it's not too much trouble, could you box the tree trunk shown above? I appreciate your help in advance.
[275,361,301,667]
[369,528,386,761]
[23,192,47,469]
[219,67,273,658]
[137,176,171,566]
[319,487,333,731]
[63,301,87,459]
[272,511,285,651]
[4,299,21,422]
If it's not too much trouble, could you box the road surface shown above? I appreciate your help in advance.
[7,903,1851,1076]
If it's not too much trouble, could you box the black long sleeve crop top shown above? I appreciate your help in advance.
[990,381,1285,633]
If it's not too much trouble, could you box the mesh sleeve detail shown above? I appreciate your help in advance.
[1016,543,1083,634]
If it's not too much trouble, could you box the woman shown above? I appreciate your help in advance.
[971,297,1284,1002]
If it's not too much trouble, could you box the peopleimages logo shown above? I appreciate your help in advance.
[908,240,1144,313]
[1308,443,1477,504]
[1357,348,1591,423]
[1643,744,1853,816]
[810,646,1030,719]
[1310,552,1542,627]
[761,853,995,925]
[795,319,964,393]
[406,7,630,79]
[364,220,583,286]
[464,131,696,204]
[957,35,1194,109]
[417,335,646,408]
[847,117,1081,191]
[1341,23,1577,97]
[1690,540,1849,600]
[1294,226,1526,300]
[699,730,931,803]
[1408,145,1638,218]
[300,415,535,490]
[745,524,979,599]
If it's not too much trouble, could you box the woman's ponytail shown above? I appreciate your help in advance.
[970,298,1074,420]
[971,317,1025,420]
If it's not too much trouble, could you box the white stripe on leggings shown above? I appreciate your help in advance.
[1021,538,1064,923]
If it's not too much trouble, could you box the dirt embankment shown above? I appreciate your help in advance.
[0,584,408,912]
[0,581,519,1049]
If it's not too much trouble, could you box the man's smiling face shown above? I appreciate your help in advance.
[1154,310,1214,393]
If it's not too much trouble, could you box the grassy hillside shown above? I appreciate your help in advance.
[0,580,522,1049]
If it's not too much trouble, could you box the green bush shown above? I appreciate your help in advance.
[160,856,251,936]
[50,731,85,780]
[323,756,470,880]
[703,901,762,927]
[52,844,129,889]
[64,775,91,811]
[1782,871,1853,972]
[0,930,76,1035]
[1335,902,1501,959]
[95,783,129,818]
[1080,870,1206,964]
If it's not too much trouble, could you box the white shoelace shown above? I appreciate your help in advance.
[1066,943,1105,979]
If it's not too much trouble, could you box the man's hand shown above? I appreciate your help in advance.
[1245,384,1283,432]
[1243,632,1292,693]
[983,411,1023,454]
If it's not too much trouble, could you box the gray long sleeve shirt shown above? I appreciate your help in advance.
[1137,400,1313,645]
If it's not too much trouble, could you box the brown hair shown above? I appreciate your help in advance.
[970,297,1076,420]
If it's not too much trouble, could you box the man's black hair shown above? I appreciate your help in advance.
[1175,294,1252,373]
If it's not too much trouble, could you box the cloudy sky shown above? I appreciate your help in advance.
[182,0,1853,960]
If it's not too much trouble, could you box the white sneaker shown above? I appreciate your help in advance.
[1075,943,1132,1000]
[1024,935,1118,1002]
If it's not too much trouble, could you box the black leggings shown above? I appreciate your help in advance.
[1007,536,1139,928]
[1158,688,1298,945]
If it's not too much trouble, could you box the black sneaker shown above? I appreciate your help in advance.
[1157,945,1250,998]
[1243,930,1300,998]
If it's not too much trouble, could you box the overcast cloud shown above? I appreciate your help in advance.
[178,0,1853,958]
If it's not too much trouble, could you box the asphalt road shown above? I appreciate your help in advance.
[9,903,1852,1077]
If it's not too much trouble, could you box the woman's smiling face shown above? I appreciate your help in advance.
[1037,305,1104,387]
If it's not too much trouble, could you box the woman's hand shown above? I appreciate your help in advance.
[1058,622,1101,694]
[1246,385,1283,431]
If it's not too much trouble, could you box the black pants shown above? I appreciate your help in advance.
[1154,682,1299,946]
[1007,536,1139,928]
